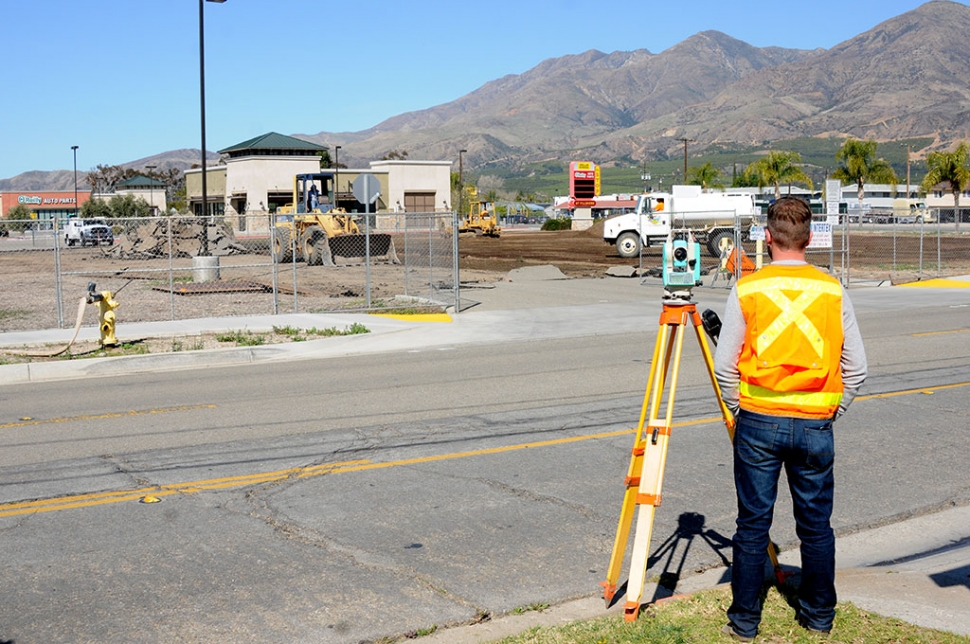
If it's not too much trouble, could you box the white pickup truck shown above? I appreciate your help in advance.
[64,218,114,247]
[603,185,758,257]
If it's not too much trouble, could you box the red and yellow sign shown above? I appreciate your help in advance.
[569,161,600,199]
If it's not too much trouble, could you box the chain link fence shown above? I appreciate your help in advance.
[0,212,459,332]
[643,210,970,289]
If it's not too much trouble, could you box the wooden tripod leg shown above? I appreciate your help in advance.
[602,320,670,602]
[623,318,688,621]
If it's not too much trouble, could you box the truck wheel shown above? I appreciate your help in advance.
[707,231,734,257]
[301,225,328,266]
[616,232,641,258]
[272,227,293,263]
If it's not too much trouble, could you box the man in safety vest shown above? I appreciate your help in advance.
[714,196,867,641]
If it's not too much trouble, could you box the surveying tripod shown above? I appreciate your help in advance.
[600,299,787,621]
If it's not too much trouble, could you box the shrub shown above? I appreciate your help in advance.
[541,218,572,231]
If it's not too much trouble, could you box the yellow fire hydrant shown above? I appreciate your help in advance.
[86,282,119,346]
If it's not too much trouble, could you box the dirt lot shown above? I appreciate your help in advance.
[2,220,969,348]
[459,220,970,281]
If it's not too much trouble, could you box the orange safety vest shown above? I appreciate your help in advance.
[736,264,844,419]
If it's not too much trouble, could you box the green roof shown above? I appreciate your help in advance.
[118,175,166,188]
[219,132,327,154]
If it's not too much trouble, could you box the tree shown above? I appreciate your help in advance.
[5,204,34,232]
[832,138,897,212]
[86,164,138,194]
[751,151,814,199]
[920,141,970,230]
[81,198,112,220]
[686,162,724,191]
[317,149,333,169]
[381,149,408,160]
[108,194,152,219]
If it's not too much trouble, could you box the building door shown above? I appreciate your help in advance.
[404,192,436,213]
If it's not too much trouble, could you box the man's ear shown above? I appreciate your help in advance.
[764,228,773,245]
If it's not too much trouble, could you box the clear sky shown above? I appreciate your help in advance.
[0,0,957,179]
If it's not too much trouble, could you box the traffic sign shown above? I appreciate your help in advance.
[352,173,381,205]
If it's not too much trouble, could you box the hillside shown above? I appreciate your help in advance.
[302,0,970,168]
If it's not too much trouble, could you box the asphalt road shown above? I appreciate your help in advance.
[1,278,969,643]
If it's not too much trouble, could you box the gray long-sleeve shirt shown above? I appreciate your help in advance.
[713,261,868,419]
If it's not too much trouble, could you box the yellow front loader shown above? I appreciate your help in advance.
[458,187,501,237]
[272,172,398,266]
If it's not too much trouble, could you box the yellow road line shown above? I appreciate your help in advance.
[0,404,217,431]
[3,382,969,518]
[897,278,970,288]
[856,381,970,400]
[370,313,452,323]
[911,328,970,337]
[0,459,371,518]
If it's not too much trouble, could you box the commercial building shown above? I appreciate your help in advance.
[0,190,91,229]
[184,132,452,234]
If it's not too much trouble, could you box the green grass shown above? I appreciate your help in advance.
[171,338,206,352]
[215,330,267,346]
[493,585,968,644]
[0,308,30,323]
[63,341,151,360]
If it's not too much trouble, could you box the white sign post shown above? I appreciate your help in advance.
[352,173,381,308]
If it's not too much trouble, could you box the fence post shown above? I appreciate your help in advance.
[270,212,279,315]
[53,217,64,328]
[168,216,176,320]
[452,211,460,312]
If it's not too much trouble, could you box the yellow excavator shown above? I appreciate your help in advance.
[272,172,398,265]
[458,187,501,237]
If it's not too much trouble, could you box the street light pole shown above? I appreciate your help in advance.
[334,145,341,208]
[71,145,79,219]
[676,137,695,181]
[199,0,226,255]
[146,164,156,215]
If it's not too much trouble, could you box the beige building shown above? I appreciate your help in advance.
[184,132,452,234]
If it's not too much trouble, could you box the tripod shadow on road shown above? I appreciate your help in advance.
[606,511,734,609]
[646,511,733,604]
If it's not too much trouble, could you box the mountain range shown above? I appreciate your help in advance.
[4,0,969,191]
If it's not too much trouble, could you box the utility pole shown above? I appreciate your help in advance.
[146,164,156,215]
[676,137,695,182]
[906,144,911,198]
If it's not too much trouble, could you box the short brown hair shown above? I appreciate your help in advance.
[766,196,812,250]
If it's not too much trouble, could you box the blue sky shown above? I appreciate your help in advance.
[0,0,956,178]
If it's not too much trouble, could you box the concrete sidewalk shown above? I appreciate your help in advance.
[2,268,969,640]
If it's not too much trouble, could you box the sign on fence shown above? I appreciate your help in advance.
[808,222,833,249]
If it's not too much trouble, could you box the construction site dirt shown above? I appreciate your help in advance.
[2,221,969,338]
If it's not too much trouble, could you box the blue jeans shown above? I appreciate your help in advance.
[727,409,837,638]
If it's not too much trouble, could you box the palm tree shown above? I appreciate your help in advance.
[832,138,897,215]
[752,151,814,200]
[920,141,970,230]
[686,162,724,191]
